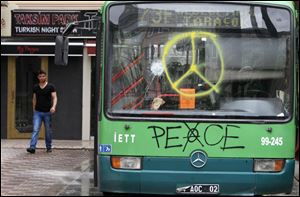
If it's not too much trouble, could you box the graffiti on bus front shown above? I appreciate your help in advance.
[148,122,245,152]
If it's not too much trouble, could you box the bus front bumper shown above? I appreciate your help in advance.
[99,156,295,195]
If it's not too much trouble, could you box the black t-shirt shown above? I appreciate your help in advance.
[33,83,56,112]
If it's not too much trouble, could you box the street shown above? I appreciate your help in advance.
[1,146,299,196]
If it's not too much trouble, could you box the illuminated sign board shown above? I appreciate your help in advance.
[138,9,241,28]
[12,10,99,37]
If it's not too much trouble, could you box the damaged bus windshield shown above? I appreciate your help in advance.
[107,3,292,119]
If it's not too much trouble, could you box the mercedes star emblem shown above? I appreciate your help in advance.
[190,150,207,168]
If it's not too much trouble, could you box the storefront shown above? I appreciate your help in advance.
[1,9,98,140]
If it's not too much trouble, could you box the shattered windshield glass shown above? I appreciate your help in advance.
[106,3,292,118]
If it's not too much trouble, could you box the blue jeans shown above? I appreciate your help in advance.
[29,111,53,149]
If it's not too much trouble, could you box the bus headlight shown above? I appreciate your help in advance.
[254,159,285,172]
[111,156,142,170]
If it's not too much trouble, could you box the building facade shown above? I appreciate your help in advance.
[1,1,103,140]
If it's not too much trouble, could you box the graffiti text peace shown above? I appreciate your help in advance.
[148,123,245,152]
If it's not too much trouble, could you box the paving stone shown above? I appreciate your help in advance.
[1,147,95,196]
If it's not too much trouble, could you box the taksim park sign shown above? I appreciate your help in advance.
[11,10,99,37]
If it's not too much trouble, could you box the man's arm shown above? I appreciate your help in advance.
[33,93,36,111]
[50,92,57,113]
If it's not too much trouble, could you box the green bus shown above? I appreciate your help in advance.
[56,1,298,195]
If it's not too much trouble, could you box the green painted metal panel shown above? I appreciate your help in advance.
[99,117,296,158]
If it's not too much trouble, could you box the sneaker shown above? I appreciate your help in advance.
[46,148,52,153]
[26,148,35,154]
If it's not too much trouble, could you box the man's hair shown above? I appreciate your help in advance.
[37,70,47,75]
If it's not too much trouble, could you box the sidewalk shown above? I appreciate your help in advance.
[1,139,94,150]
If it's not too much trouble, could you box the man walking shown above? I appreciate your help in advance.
[27,70,57,154]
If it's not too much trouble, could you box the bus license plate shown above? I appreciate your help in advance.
[176,184,219,194]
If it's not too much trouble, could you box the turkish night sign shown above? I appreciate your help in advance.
[12,10,99,37]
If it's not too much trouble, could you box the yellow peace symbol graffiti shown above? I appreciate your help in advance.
[162,31,225,97]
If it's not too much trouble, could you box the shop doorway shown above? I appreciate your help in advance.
[7,56,48,139]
